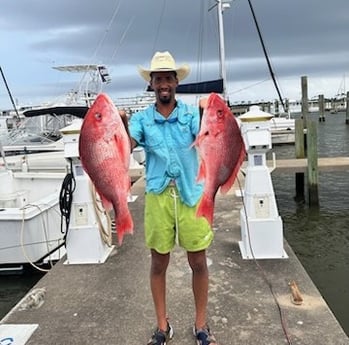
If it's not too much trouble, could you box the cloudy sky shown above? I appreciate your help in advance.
[1,0,349,109]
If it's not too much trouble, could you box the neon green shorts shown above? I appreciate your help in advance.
[144,186,213,254]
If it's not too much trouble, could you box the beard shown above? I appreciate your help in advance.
[158,94,171,104]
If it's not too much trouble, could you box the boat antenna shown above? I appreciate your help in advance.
[0,66,20,119]
[247,0,286,113]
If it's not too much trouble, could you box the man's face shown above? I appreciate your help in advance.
[150,71,178,104]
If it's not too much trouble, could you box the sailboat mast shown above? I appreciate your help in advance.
[0,66,20,119]
[216,0,231,100]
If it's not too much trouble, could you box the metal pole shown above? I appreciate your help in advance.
[217,0,228,100]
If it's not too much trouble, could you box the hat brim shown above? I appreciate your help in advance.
[138,64,190,82]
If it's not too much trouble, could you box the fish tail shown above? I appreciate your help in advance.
[115,208,134,245]
[196,193,214,226]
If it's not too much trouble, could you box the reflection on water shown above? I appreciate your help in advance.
[272,112,349,335]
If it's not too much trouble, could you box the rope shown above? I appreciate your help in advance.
[59,160,111,247]
[168,187,179,245]
[59,160,76,242]
[247,0,286,113]
[151,0,167,52]
[110,16,135,63]
[90,181,112,247]
[20,204,56,273]
[90,0,122,62]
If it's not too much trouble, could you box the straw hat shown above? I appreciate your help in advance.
[138,51,190,82]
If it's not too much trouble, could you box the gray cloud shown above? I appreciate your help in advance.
[1,0,349,108]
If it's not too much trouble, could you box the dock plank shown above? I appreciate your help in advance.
[260,157,349,173]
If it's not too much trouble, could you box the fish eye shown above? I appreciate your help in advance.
[94,112,102,120]
[217,109,224,117]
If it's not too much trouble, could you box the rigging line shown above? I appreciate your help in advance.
[152,0,167,52]
[90,0,122,62]
[228,78,270,96]
[247,0,286,112]
[72,0,122,96]
[110,15,135,62]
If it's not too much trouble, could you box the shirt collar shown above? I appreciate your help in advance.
[153,102,178,124]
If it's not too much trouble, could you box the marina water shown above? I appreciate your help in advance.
[1,112,348,336]
[272,111,349,335]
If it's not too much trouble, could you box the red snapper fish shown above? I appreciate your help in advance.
[79,93,133,245]
[193,92,246,225]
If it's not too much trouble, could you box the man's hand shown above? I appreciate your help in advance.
[199,97,208,110]
[198,97,208,121]
[118,109,137,151]
[119,109,130,134]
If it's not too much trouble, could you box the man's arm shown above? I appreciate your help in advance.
[119,109,137,151]
[198,97,207,124]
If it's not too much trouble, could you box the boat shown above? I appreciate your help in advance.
[0,122,144,273]
[115,92,156,116]
[0,167,66,272]
[0,65,145,273]
[269,115,295,145]
[0,63,111,154]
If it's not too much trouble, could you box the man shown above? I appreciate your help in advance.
[127,51,217,345]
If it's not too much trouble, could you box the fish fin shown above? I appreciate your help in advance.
[196,159,206,182]
[114,134,130,167]
[114,205,134,246]
[196,193,214,226]
[220,144,246,194]
[191,131,209,148]
[190,137,200,149]
[94,189,113,212]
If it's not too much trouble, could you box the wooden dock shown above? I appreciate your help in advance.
[241,156,349,175]
[1,177,349,345]
[270,156,349,174]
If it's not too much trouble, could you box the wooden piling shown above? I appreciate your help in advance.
[294,76,309,202]
[274,100,279,115]
[301,76,308,127]
[307,120,319,206]
[345,91,349,125]
[295,119,305,159]
[295,119,305,201]
[318,94,325,122]
[285,98,289,113]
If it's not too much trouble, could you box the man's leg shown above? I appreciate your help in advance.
[187,250,209,329]
[150,249,170,331]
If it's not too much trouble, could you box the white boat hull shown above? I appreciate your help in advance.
[0,171,66,267]
[271,129,295,145]
[270,116,295,145]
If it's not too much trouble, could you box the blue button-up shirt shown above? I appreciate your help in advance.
[129,99,203,207]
